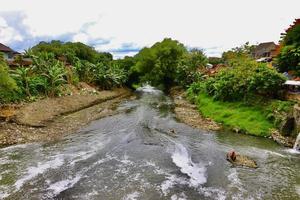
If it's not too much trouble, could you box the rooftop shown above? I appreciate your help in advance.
[0,43,14,52]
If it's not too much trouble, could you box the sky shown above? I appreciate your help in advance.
[0,0,300,59]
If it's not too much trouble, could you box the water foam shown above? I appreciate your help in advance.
[171,143,207,187]
[170,192,187,200]
[48,174,81,195]
[285,148,300,154]
[161,175,188,196]
[14,156,64,190]
[136,85,162,95]
[122,191,140,200]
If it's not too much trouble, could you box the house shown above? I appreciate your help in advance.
[252,42,278,60]
[0,43,18,59]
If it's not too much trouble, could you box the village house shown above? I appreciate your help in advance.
[0,43,19,59]
[0,42,32,67]
[252,42,279,62]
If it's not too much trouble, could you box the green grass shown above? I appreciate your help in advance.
[193,93,274,137]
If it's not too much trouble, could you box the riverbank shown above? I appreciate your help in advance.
[170,87,296,147]
[0,85,133,146]
[170,87,221,131]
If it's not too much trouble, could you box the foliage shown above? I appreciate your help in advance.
[12,52,67,98]
[276,45,300,73]
[0,53,18,103]
[204,60,286,101]
[113,56,136,71]
[95,63,128,89]
[41,61,67,97]
[11,67,32,97]
[276,20,300,73]
[130,38,187,90]
[175,49,207,87]
[282,22,300,46]
[208,57,223,66]
[265,100,295,129]
[30,40,112,64]
[73,59,97,83]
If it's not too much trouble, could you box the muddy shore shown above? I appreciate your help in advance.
[169,87,220,132]
[0,87,133,146]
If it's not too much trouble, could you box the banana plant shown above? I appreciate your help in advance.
[11,67,32,97]
[41,60,67,97]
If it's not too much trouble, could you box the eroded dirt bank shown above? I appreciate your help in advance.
[169,87,220,131]
[0,87,133,146]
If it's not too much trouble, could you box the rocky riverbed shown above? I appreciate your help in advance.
[0,86,133,146]
[169,87,220,131]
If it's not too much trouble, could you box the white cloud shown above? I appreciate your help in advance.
[0,16,23,44]
[0,0,300,57]
[72,33,89,44]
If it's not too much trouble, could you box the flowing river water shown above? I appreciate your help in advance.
[0,86,300,200]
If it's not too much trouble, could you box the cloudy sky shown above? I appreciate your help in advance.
[0,0,299,58]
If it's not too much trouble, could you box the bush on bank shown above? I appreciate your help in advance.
[186,58,294,137]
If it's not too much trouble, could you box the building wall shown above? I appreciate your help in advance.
[1,51,13,59]
[254,43,277,58]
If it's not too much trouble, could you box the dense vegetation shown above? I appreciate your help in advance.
[205,58,286,101]
[127,38,207,90]
[0,53,18,102]
[277,19,300,74]
[0,41,128,103]
[186,46,293,136]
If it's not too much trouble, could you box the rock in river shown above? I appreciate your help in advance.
[226,151,258,168]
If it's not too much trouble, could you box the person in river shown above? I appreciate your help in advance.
[226,150,237,162]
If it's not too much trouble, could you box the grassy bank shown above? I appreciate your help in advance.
[187,93,281,137]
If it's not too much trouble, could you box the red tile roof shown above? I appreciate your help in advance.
[0,43,14,52]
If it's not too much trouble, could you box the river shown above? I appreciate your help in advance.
[0,86,300,200]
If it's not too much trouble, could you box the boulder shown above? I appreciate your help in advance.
[293,104,300,135]
[226,151,258,168]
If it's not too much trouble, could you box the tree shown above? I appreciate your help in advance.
[30,40,113,64]
[175,49,207,87]
[276,19,300,73]
[208,57,223,66]
[130,38,187,89]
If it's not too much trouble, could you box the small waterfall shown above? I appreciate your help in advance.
[293,133,300,151]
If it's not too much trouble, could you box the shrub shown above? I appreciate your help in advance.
[204,62,286,101]
[175,49,207,87]
[95,63,128,89]
[0,54,18,103]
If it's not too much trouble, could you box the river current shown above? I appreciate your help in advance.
[0,86,299,199]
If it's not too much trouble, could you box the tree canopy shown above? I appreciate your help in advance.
[277,19,300,73]
[30,40,112,64]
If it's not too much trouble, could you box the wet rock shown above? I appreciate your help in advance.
[293,133,300,151]
[226,151,258,168]
[293,104,300,135]
[271,129,295,148]
[279,116,295,136]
